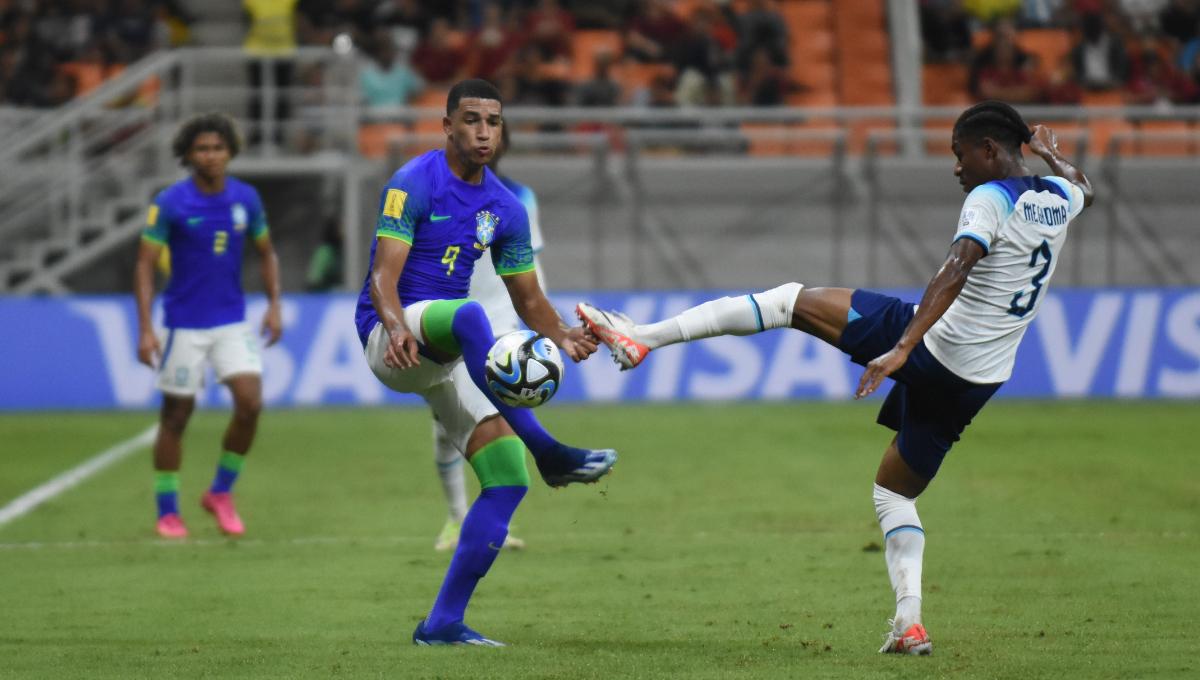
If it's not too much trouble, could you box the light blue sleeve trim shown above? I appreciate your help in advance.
[974,183,1016,218]
[954,232,990,255]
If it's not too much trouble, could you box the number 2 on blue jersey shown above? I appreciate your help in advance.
[1008,240,1052,318]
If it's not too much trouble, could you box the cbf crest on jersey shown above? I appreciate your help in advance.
[231,203,248,232]
[475,210,498,249]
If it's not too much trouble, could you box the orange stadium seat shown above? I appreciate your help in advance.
[922,63,971,106]
[571,30,622,82]
[1127,119,1199,156]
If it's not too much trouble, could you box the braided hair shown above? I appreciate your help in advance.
[953,101,1032,152]
[172,112,241,166]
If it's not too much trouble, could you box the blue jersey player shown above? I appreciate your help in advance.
[579,101,1094,655]
[354,79,616,647]
[134,113,282,540]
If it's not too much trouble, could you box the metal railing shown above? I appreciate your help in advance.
[2,46,1199,293]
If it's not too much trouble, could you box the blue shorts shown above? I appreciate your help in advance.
[836,290,1003,480]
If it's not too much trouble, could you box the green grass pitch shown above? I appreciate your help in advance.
[0,402,1196,679]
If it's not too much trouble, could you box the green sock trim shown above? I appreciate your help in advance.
[468,436,530,489]
[420,299,471,357]
[155,471,180,494]
[219,451,245,472]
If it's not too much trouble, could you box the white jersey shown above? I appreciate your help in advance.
[470,177,544,333]
[924,175,1087,383]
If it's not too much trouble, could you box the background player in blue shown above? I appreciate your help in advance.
[134,113,282,540]
[579,101,1094,655]
[354,79,617,646]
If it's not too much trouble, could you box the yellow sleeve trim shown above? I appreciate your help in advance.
[497,263,537,276]
[376,231,413,245]
[146,204,159,226]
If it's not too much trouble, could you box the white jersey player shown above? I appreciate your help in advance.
[576,102,1094,655]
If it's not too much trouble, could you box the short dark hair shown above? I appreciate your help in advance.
[172,112,241,165]
[446,79,502,115]
[953,100,1032,152]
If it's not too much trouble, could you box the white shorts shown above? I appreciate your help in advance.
[363,300,498,454]
[158,321,262,396]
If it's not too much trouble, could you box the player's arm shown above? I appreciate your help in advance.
[1028,124,1094,208]
[253,233,283,347]
[856,238,985,399]
[369,184,423,369]
[369,237,419,369]
[133,200,169,368]
[502,272,597,362]
[133,239,162,368]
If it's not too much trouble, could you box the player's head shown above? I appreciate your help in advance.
[173,112,240,179]
[444,79,503,169]
[951,100,1032,193]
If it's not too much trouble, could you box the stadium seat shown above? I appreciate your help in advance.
[1126,119,1198,157]
[922,63,971,106]
[570,30,622,82]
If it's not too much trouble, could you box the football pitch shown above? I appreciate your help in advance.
[1,401,1195,679]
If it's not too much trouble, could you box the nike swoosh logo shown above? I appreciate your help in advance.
[430,214,452,222]
[186,217,204,226]
[487,542,503,551]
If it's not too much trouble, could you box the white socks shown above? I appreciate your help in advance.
[433,422,469,524]
[637,282,804,349]
[873,483,925,629]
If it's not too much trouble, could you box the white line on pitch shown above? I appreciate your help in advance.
[0,424,158,527]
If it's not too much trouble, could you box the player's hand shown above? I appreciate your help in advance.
[1027,124,1059,159]
[137,328,161,369]
[261,302,283,347]
[558,325,598,362]
[384,324,420,370]
[856,345,910,399]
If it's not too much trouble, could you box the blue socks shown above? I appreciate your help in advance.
[426,485,527,631]
[210,451,245,494]
[155,471,179,517]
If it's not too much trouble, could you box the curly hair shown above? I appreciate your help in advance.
[172,112,241,166]
[953,100,1032,152]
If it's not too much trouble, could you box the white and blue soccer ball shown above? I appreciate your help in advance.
[485,330,564,408]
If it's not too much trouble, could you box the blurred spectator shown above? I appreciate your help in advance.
[1127,36,1198,103]
[735,0,788,72]
[1159,0,1199,45]
[59,41,119,97]
[109,0,159,61]
[526,0,574,60]
[974,20,1041,102]
[738,45,789,106]
[921,0,972,61]
[1069,11,1129,89]
[503,42,571,106]
[411,17,466,85]
[575,49,621,106]
[969,20,1040,100]
[1188,43,1200,97]
[359,29,423,108]
[1119,0,1170,36]
[465,2,519,83]
[244,0,298,147]
[963,0,1023,22]
[1020,0,1068,27]
[625,0,685,63]
[1178,17,1200,68]
[571,0,628,29]
[673,6,733,107]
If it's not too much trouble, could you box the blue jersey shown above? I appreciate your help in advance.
[354,150,535,345]
[142,176,269,329]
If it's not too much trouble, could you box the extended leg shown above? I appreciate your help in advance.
[577,284,859,369]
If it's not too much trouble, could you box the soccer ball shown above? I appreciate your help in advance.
[485,330,564,408]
